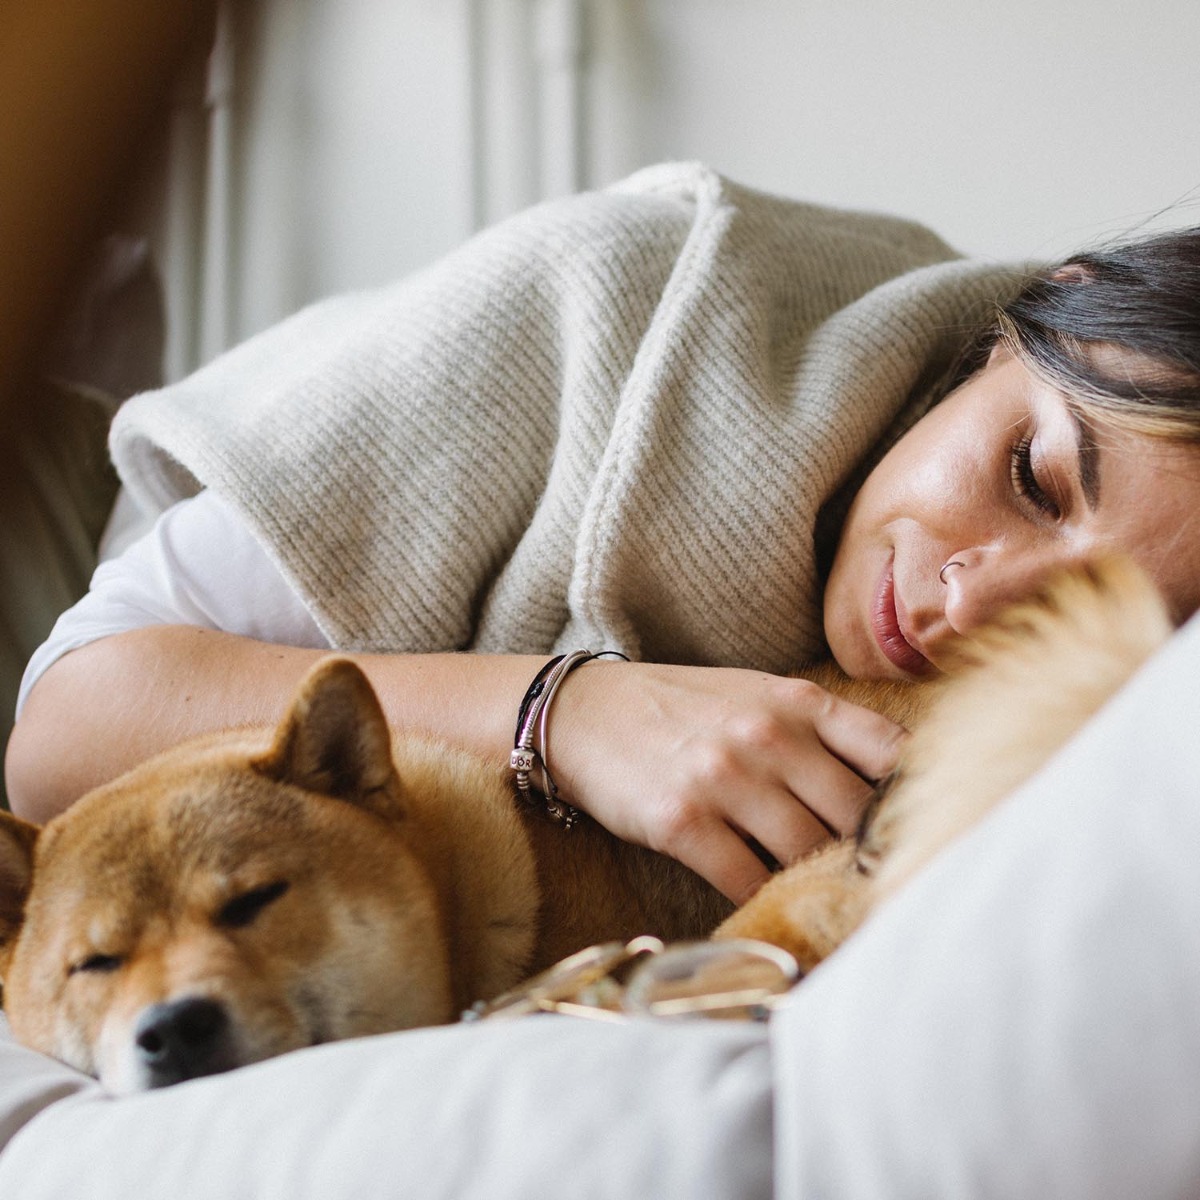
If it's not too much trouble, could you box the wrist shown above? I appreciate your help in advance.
[509,650,627,825]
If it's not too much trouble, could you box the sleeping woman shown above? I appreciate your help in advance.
[7,163,1200,904]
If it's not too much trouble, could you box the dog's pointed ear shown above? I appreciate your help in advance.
[253,658,400,814]
[0,811,39,961]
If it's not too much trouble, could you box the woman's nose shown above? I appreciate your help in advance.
[941,548,1077,636]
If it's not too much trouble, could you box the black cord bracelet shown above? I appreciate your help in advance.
[509,649,627,827]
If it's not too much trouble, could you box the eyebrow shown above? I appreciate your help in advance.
[1066,402,1101,511]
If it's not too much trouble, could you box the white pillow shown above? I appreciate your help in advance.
[0,1011,771,1199]
[772,609,1200,1199]
[0,1013,100,1152]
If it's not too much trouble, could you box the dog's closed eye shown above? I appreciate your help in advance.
[217,881,290,929]
[69,953,123,976]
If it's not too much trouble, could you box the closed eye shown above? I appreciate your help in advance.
[1010,432,1061,519]
[217,880,291,929]
[70,953,123,976]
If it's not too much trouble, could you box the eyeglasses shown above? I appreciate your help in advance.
[462,936,802,1024]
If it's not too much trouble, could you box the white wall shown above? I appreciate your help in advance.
[611,0,1200,262]
[161,0,1200,370]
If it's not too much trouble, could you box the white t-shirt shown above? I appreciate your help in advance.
[16,491,328,717]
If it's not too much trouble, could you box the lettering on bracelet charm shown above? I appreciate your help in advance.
[510,748,538,773]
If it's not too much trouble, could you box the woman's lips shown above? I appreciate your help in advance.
[871,560,931,677]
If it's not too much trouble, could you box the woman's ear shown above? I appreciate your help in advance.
[1049,262,1094,285]
[985,340,1014,367]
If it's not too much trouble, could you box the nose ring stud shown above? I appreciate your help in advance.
[939,560,965,585]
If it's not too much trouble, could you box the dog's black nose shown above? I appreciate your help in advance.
[134,996,233,1087]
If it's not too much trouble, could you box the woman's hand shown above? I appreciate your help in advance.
[548,661,909,905]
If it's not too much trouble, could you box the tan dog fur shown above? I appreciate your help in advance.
[717,556,1173,965]
[0,556,1172,1091]
[0,663,731,1092]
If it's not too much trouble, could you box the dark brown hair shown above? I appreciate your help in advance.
[995,225,1200,440]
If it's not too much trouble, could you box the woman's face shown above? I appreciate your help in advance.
[824,345,1200,679]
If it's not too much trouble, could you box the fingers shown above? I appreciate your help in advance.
[710,679,901,842]
[667,816,778,906]
[807,686,909,782]
[675,772,871,903]
[650,772,848,904]
[777,742,879,839]
[549,662,909,905]
[751,765,872,859]
[662,688,905,900]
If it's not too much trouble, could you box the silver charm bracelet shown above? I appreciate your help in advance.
[510,649,627,828]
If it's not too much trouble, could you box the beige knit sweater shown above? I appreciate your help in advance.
[110,163,1023,671]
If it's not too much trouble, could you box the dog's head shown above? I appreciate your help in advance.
[0,659,454,1093]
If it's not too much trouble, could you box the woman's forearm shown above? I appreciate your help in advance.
[5,626,540,825]
[5,624,906,903]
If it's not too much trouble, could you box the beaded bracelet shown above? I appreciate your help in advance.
[510,649,627,828]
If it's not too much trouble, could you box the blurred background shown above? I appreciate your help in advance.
[154,0,1200,380]
[5,0,1200,392]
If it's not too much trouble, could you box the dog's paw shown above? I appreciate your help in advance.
[712,839,869,971]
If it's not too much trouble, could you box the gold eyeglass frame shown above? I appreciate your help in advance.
[462,936,802,1024]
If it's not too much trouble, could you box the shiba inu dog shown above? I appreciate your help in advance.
[0,557,1172,1092]
[0,660,732,1093]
